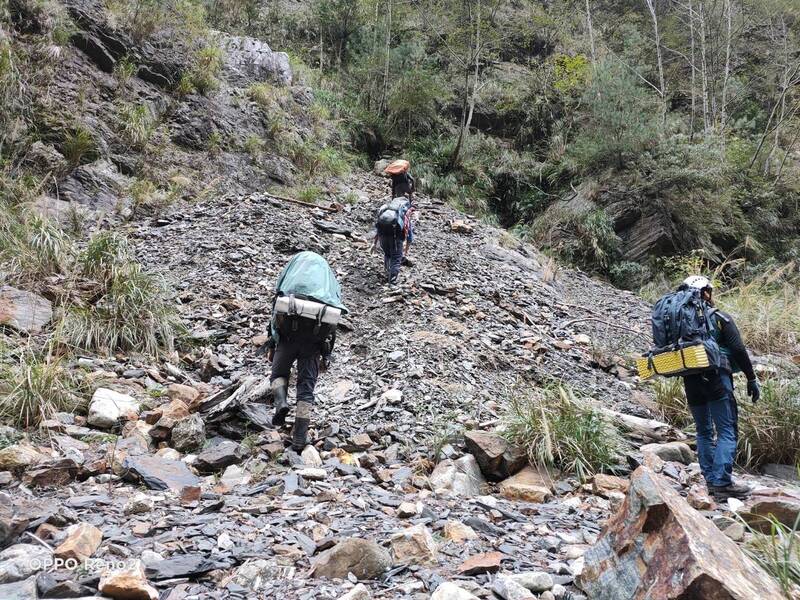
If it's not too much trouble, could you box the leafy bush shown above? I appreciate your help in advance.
[610,261,650,290]
[568,60,658,171]
[58,232,182,355]
[735,374,800,468]
[502,384,624,481]
[0,352,83,428]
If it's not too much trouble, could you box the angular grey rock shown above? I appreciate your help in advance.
[0,575,38,600]
[310,538,391,580]
[0,286,52,334]
[195,439,244,472]
[491,576,536,600]
[171,414,206,452]
[508,571,554,592]
[145,554,218,580]
[430,582,480,600]
[429,455,486,497]
[0,544,50,583]
[123,454,200,493]
[216,32,292,85]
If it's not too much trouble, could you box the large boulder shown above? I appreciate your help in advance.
[0,544,50,583]
[0,286,52,334]
[463,430,527,481]
[578,466,783,599]
[429,455,485,497]
[310,538,391,580]
[171,414,205,452]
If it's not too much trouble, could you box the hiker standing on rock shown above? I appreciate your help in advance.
[676,276,760,498]
[373,196,415,285]
[264,251,347,450]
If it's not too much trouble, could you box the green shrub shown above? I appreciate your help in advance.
[717,263,800,355]
[533,208,621,271]
[502,384,624,481]
[610,261,650,290]
[295,185,323,203]
[0,206,71,282]
[0,352,83,428]
[736,374,800,469]
[58,232,182,355]
[114,57,137,91]
[61,126,98,165]
[118,103,156,149]
[190,46,223,95]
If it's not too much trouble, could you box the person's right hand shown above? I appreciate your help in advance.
[746,379,760,403]
[267,348,275,362]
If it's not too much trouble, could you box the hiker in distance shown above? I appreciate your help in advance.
[677,276,760,498]
[385,159,415,200]
[263,251,347,450]
[373,196,415,285]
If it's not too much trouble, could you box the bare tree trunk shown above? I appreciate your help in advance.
[585,0,596,68]
[765,16,788,175]
[698,2,710,135]
[463,0,482,143]
[720,0,732,133]
[689,0,697,140]
[380,0,392,114]
[644,0,667,126]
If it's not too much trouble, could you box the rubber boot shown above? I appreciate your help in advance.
[292,400,312,450]
[271,378,289,426]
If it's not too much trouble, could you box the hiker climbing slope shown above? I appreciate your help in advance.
[650,275,759,499]
[264,251,347,450]
[384,159,415,199]
[373,197,415,285]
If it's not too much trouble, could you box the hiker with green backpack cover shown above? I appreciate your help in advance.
[649,275,759,498]
[263,251,348,450]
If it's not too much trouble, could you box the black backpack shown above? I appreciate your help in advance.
[649,288,723,373]
[376,198,410,236]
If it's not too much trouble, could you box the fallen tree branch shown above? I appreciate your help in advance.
[559,316,647,337]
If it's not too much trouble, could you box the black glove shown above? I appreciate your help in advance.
[320,356,331,373]
[746,379,760,403]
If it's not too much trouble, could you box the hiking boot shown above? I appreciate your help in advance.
[271,378,289,426]
[291,400,312,451]
[291,418,309,451]
[709,482,751,498]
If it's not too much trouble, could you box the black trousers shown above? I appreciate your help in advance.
[270,335,320,405]
[380,234,405,283]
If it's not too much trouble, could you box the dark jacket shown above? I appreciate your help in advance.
[391,173,415,198]
[684,311,755,404]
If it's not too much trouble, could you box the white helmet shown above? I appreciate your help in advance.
[682,275,712,291]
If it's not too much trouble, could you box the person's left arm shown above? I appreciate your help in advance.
[718,312,759,400]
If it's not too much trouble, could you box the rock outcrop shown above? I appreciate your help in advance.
[579,466,783,599]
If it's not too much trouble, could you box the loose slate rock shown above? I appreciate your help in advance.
[123,454,200,493]
[457,551,505,575]
[0,286,52,333]
[195,439,244,472]
[145,554,218,580]
[431,582,480,600]
[310,538,391,580]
